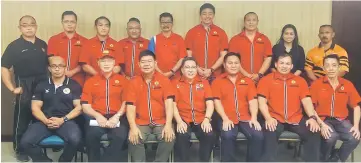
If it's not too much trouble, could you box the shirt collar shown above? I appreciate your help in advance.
[179,75,202,84]
[61,32,80,40]
[221,72,247,83]
[318,42,336,50]
[48,77,70,85]
[322,76,345,85]
[239,31,262,38]
[125,36,145,43]
[94,35,111,42]
[19,35,39,44]
[273,71,295,81]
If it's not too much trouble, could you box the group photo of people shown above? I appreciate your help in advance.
[1,1,361,162]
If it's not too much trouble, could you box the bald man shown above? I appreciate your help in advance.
[20,56,82,162]
[1,15,48,162]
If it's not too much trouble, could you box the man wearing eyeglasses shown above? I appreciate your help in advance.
[20,56,82,162]
[1,15,48,162]
[148,12,187,80]
[48,11,88,87]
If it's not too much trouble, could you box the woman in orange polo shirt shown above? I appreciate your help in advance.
[172,57,215,162]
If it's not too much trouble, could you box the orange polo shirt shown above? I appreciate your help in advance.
[257,72,310,124]
[79,36,123,80]
[118,37,149,78]
[229,31,273,74]
[125,72,175,125]
[305,43,349,78]
[47,32,88,86]
[151,32,187,78]
[310,76,361,120]
[172,75,213,124]
[212,73,257,124]
[185,24,228,76]
[81,73,128,115]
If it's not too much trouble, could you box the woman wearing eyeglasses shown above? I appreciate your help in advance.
[172,57,216,162]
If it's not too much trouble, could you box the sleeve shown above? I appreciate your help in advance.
[211,80,221,100]
[246,79,258,102]
[162,78,175,100]
[203,81,213,101]
[32,84,43,101]
[72,82,82,100]
[257,78,269,99]
[124,79,137,105]
[81,80,93,104]
[220,30,229,51]
[298,46,306,72]
[263,36,273,58]
[304,51,314,71]
[299,78,311,99]
[148,36,156,53]
[309,82,319,105]
[79,40,90,64]
[228,37,238,53]
[184,30,193,51]
[178,37,187,58]
[47,37,57,56]
[348,82,361,108]
[338,50,349,72]
[1,43,14,69]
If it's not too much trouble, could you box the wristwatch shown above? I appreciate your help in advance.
[309,115,317,121]
[63,116,69,122]
[210,68,215,73]
[205,116,212,122]
[258,73,264,79]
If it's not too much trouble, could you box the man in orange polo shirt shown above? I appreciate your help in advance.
[258,53,322,162]
[212,52,263,162]
[81,50,128,162]
[310,54,360,162]
[118,17,149,79]
[126,50,175,162]
[229,12,273,83]
[185,3,228,82]
[48,11,87,86]
[79,16,122,80]
[148,12,187,79]
[305,25,349,82]
[172,57,215,162]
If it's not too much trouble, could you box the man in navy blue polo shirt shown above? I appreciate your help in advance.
[20,56,82,162]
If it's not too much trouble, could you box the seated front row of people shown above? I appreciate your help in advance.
[19,51,360,162]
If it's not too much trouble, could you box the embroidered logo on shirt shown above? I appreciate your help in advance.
[63,88,71,94]
[340,86,345,91]
[177,84,180,89]
[139,44,143,48]
[21,49,28,52]
[115,80,119,84]
[291,80,296,84]
[75,40,81,46]
[42,48,45,52]
[45,89,49,93]
[196,84,204,91]
[109,44,114,48]
[241,80,245,83]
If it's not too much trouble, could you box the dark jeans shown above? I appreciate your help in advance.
[13,74,47,154]
[262,117,321,162]
[175,123,215,162]
[220,121,264,162]
[321,118,360,161]
[20,120,81,162]
[85,116,129,162]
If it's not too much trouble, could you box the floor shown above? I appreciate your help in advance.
[1,141,360,162]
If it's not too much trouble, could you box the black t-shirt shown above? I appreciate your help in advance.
[1,36,48,77]
[32,77,82,118]
[271,44,305,73]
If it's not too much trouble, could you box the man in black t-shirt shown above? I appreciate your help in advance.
[20,56,82,162]
[1,15,48,162]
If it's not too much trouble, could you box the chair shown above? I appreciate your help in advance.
[219,131,301,161]
[39,135,80,162]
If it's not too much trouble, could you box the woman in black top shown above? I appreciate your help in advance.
[270,24,305,76]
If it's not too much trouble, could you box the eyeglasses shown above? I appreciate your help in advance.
[62,20,77,24]
[50,64,66,69]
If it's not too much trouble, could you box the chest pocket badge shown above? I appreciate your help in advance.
[63,88,71,94]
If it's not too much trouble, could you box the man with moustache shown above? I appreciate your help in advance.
[1,15,48,162]
[119,17,149,79]
[148,12,187,79]
[48,11,88,86]
[305,25,349,83]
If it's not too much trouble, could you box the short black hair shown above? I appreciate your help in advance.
[94,16,111,27]
[128,17,140,24]
[323,54,340,65]
[62,11,77,21]
[159,12,173,22]
[181,57,198,68]
[139,50,156,60]
[200,3,215,15]
[275,53,293,62]
[320,24,334,31]
[224,52,241,63]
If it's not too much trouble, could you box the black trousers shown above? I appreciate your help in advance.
[20,120,82,162]
[85,116,129,162]
[262,117,321,162]
[175,123,216,162]
[13,74,47,154]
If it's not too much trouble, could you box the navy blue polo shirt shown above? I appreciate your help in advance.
[32,77,82,118]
